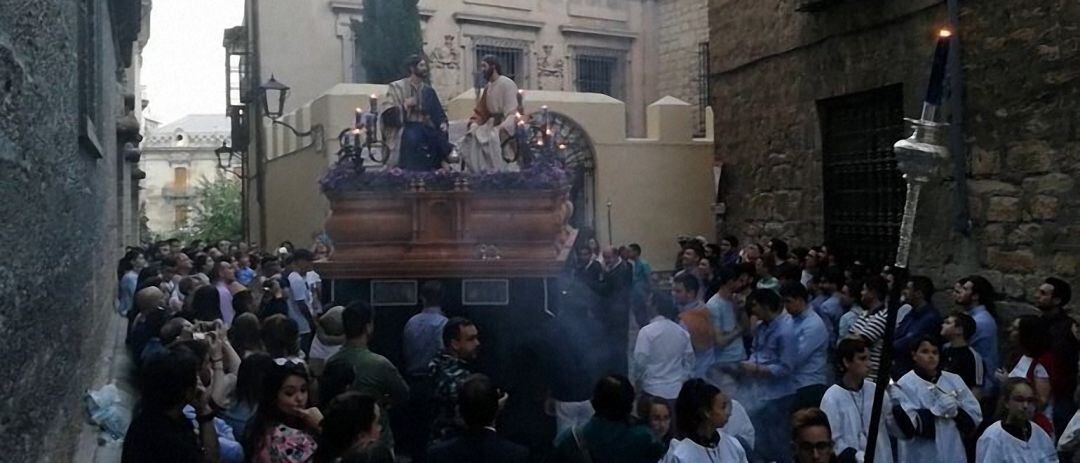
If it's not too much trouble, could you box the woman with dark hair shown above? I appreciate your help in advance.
[123,345,220,463]
[194,254,215,278]
[312,392,391,463]
[220,352,275,440]
[976,377,1058,462]
[233,289,257,317]
[118,249,147,317]
[245,362,322,462]
[696,257,720,300]
[193,285,224,322]
[229,312,264,359]
[261,314,302,361]
[1001,315,1055,437]
[661,378,747,462]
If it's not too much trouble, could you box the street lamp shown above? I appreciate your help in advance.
[214,141,247,178]
[260,74,289,120]
[258,74,324,149]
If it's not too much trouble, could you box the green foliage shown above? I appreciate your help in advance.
[190,177,243,243]
[357,0,423,84]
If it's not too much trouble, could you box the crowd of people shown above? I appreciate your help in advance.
[113,234,1077,463]
[570,234,1077,463]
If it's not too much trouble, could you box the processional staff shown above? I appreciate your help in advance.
[864,28,954,463]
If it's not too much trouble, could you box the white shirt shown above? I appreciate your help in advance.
[305,270,323,315]
[720,399,755,453]
[285,272,312,334]
[976,421,1058,463]
[894,370,982,463]
[633,316,695,399]
[1009,355,1050,380]
[820,381,895,463]
[661,430,748,463]
[308,336,342,362]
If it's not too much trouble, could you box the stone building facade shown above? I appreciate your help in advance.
[709,0,1079,305]
[0,0,148,460]
[234,0,715,137]
[141,115,231,235]
[656,0,709,136]
[229,0,712,246]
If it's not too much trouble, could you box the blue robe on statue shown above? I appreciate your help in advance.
[399,86,451,171]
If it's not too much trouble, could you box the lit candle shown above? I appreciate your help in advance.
[517,89,524,109]
[924,29,952,107]
[355,108,363,128]
[352,128,361,149]
[369,94,378,114]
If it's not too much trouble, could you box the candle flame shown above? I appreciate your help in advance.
[356,108,362,113]
[541,105,549,110]
[351,129,361,135]
[938,29,952,38]
[370,94,378,98]
[518,89,524,94]
[537,141,544,146]
[558,144,567,150]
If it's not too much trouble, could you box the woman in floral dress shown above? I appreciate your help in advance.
[246,361,323,462]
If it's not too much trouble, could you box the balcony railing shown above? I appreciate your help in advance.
[162,185,195,200]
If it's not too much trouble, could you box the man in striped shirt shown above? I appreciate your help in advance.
[847,276,890,381]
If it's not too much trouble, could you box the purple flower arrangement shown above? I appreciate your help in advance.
[319,156,570,194]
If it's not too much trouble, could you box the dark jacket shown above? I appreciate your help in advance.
[427,428,529,463]
[552,417,665,463]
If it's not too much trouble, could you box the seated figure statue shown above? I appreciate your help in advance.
[381,54,451,171]
[455,54,521,173]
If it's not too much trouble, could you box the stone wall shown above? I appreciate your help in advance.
[708,0,1079,305]
[959,0,1080,301]
[657,0,709,135]
[0,0,137,460]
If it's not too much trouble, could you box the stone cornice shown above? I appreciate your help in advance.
[559,25,637,41]
[453,12,543,31]
[330,2,433,20]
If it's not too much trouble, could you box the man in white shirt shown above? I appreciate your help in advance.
[633,292,695,405]
[285,249,317,353]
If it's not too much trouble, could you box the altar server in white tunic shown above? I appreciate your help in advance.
[662,378,748,463]
[721,399,755,455]
[893,336,982,463]
[976,377,1059,462]
[820,337,896,463]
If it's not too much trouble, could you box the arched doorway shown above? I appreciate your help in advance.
[524,110,596,231]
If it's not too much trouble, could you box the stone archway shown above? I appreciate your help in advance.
[524,110,596,230]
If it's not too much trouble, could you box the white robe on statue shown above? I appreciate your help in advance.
[660,430,748,463]
[458,75,520,172]
[820,381,896,463]
[976,421,1058,463]
[894,370,982,463]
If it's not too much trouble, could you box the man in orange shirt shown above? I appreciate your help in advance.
[672,273,713,379]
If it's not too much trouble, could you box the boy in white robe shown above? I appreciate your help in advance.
[892,336,982,463]
[977,377,1058,462]
[820,338,897,463]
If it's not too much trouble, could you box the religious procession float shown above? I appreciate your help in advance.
[314,62,582,378]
